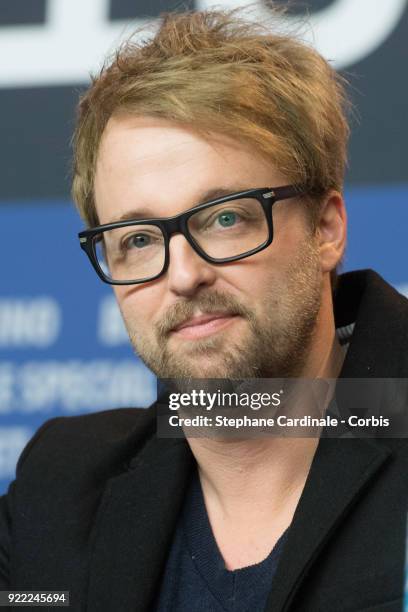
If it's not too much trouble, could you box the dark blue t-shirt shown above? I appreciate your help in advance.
[154,465,288,611]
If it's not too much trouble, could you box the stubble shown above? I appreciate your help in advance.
[124,237,322,380]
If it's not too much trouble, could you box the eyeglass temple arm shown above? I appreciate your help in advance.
[268,185,306,201]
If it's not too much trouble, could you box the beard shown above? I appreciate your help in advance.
[123,236,322,380]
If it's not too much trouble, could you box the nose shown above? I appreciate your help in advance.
[166,234,217,297]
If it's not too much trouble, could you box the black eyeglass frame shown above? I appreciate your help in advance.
[78,184,305,285]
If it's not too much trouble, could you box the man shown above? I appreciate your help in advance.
[1,8,407,612]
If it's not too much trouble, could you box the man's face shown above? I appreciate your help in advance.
[94,116,323,379]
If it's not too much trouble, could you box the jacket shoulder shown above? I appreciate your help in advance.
[16,407,157,483]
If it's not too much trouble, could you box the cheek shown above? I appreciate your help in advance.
[113,285,158,327]
[234,237,300,304]
[219,252,280,308]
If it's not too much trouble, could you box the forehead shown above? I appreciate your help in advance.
[94,115,287,225]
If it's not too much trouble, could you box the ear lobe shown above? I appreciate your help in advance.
[317,191,347,273]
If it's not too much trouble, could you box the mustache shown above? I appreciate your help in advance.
[156,290,255,337]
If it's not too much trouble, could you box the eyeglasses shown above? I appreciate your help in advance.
[78,184,305,285]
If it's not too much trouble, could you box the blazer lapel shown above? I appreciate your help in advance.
[265,436,391,612]
[86,434,194,612]
[265,271,403,610]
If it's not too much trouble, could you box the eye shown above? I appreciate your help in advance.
[124,233,152,250]
[188,199,262,237]
[216,210,239,228]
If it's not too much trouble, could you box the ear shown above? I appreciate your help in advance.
[316,191,347,273]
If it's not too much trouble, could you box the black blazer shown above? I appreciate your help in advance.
[0,270,407,612]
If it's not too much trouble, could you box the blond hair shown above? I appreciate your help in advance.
[72,8,350,231]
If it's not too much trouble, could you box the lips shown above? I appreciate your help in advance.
[172,312,235,333]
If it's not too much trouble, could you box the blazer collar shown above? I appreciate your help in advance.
[335,269,408,378]
[264,437,391,611]
[86,434,194,612]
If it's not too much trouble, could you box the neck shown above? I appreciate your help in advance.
[188,435,319,517]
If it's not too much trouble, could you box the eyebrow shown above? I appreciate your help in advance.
[110,185,253,224]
